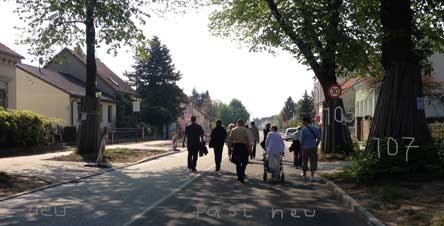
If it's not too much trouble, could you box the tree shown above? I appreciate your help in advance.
[297,90,315,120]
[215,102,235,125]
[15,0,149,154]
[201,97,217,121]
[229,99,250,122]
[215,99,251,125]
[116,94,138,128]
[208,0,375,154]
[191,88,204,107]
[351,0,444,153]
[280,96,296,121]
[127,36,187,130]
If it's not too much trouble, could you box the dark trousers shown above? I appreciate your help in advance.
[214,144,224,170]
[291,140,302,167]
[250,143,257,159]
[233,143,249,181]
[187,146,199,170]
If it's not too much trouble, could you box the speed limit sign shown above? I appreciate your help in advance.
[327,84,342,99]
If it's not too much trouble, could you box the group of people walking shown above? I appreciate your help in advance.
[181,115,321,183]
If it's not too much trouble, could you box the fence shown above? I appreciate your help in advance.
[109,128,145,144]
[429,123,444,138]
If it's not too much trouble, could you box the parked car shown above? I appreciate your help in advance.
[284,127,298,141]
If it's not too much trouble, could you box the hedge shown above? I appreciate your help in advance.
[0,108,59,147]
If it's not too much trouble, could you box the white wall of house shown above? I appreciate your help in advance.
[426,53,444,119]
[355,82,377,118]
[71,99,116,129]
[99,102,116,129]
[341,89,356,137]
[313,79,324,124]
[15,68,71,125]
[431,53,444,82]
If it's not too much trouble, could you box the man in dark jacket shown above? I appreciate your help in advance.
[249,121,260,159]
[260,123,271,150]
[210,120,227,171]
[182,116,204,173]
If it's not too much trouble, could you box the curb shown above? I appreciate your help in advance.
[0,150,182,202]
[318,177,386,226]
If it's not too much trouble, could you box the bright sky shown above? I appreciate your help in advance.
[0,3,315,118]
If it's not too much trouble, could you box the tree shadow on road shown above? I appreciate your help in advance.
[129,163,366,226]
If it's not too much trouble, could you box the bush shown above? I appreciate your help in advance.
[0,109,57,147]
[344,138,440,184]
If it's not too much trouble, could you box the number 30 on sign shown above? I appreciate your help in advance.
[327,84,342,99]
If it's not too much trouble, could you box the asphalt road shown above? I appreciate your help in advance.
[0,141,365,226]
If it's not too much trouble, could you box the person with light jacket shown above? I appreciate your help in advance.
[265,125,285,181]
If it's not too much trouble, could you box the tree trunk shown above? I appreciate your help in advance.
[367,0,432,152]
[321,92,354,154]
[77,1,99,155]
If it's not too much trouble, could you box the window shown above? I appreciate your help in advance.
[108,105,112,123]
[0,89,6,109]
[98,104,103,123]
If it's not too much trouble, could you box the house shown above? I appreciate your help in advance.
[0,42,24,109]
[43,48,139,128]
[353,77,378,141]
[0,43,137,130]
[177,101,211,137]
[425,53,444,120]
[15,64,116,128]
[340,77,362,138]
[313,79,324,124]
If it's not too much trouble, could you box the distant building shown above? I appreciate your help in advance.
[177,101,211,137]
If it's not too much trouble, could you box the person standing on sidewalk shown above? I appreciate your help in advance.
[249,122,260,159]
[228,119,251,183]
[289,126,302,168]
[209,120,227,171]
[265,125,285,182]
[182,116,204,173]
[300,116,321,182]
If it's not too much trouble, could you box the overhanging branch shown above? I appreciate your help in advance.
[266,0,321,75]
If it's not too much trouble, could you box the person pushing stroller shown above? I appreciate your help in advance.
[265,125,285,182]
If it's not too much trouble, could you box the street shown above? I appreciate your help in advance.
[0,142,365,226]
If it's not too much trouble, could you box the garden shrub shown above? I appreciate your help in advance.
[344,137,440,184]
[0,108,57,147]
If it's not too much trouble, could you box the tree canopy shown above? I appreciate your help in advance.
[126,36,187,129]
[15,0,149,58]
[215,99,250,125]
[280,96,296,121]
[297,90,315,120]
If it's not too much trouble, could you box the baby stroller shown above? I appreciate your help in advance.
[262,152,285,183]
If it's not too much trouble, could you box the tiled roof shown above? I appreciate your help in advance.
[0,42,24,59]
[340,77,363,94]
[62,48,138,96]
[17,64,115,102]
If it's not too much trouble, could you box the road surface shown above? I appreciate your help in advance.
[0,142,365,226]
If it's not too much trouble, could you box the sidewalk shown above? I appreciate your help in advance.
[0,140,179,187]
